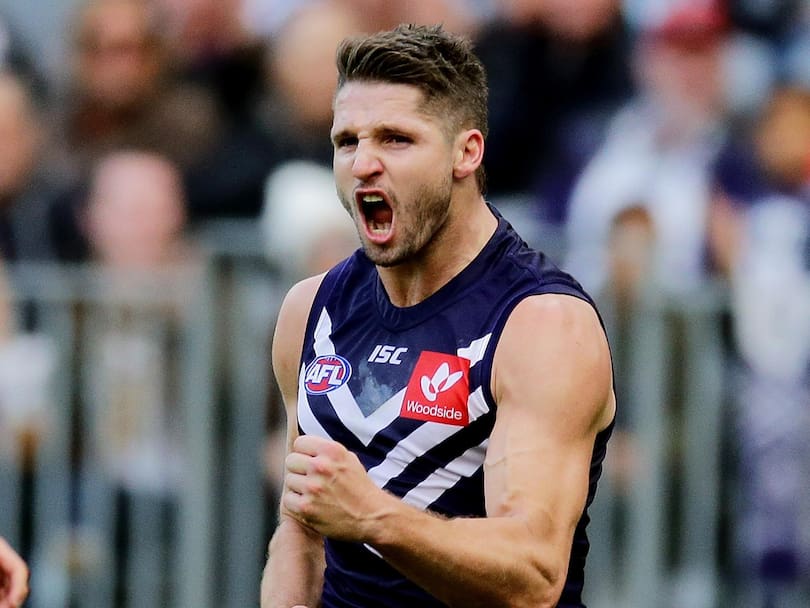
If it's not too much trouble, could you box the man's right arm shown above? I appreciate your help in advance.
[261,275,327,608]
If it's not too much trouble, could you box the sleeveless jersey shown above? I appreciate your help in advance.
[297,208,614,607]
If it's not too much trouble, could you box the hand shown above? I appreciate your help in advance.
[0,536,29,608]
[283,435,385,542]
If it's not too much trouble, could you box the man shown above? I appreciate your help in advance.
[261,24,615,608]
[0,536,28,608]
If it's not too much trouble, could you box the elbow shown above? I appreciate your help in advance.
[508,556,567,608]
[445,557,566,608]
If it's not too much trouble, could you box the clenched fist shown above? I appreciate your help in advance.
[283,435,392,542]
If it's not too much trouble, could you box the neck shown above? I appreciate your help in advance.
[377,194,497,308]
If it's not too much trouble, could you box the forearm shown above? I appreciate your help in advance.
[365,494,568,608]
[261,517,325,608]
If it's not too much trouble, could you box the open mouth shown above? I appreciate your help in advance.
[357,191,394,240]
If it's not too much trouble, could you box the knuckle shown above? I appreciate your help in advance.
[311,455,333,476]
[305,479,323,497]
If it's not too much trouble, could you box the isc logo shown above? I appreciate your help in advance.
[304,355,352,394]
[368,344,408,365]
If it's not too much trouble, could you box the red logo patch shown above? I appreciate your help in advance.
[401,351,470,426]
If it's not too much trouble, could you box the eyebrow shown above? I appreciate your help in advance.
[330,128,353,145]
[331,122,417,144]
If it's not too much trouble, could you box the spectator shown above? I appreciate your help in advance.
[51,0,221,183]
[157,0,268,125]
[80,150,201,604]
[261,0,366,169]
[751,87,810,196]
[180,0,359,221]
[0,71,63,581]
[84,150,194,272]
[725,86,810,608]
[474,0,633,208]
[0,71,61,262]
[563,9,738,591]
[564,0,732,298]
[164,0,291,221]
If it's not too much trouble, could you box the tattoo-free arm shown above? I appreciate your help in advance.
[260,276,327,608]
[287,294,614,608]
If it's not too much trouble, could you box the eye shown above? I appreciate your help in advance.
[383,133,412,146]
[334,135,358,149]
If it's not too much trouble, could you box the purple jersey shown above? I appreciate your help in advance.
[297,206,613,607]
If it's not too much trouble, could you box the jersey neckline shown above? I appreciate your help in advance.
[372,205,512,331]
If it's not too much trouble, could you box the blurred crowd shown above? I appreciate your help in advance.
[0,0,809,605]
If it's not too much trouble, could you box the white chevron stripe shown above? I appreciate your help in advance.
[327,385,405,446]
[401,439,489,511]
[312,308,336,355]
[309,307,405,445]
[297,364,330,439]
[467,384,490,421]
[457,333,492,367]
[367,386,490,488]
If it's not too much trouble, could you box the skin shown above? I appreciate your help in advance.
[0,537,28,608]
[330,81,493,304]
[0,74,41,202]
[261,81,615,608]
[75,0,162,110]
[85,151,187,270]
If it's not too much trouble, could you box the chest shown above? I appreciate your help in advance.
[298,304,496,471]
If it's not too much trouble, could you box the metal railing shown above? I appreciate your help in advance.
[586,286,730,608]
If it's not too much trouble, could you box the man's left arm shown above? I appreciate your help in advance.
[283,293,615,608]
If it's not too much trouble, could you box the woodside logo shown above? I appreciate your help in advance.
[401,351,470,426]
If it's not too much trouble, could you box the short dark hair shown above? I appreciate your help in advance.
[336,24,488,192]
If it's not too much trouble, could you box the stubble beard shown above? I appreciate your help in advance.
[339,174,453,268]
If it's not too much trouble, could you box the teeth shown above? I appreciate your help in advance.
[362,194,384,203]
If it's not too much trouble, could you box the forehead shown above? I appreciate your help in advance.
[331,81,442,133]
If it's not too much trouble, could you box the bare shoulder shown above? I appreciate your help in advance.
[492,293,615,434]
[272,274,327,400]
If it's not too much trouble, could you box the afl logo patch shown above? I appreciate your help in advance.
[304,355,352,394]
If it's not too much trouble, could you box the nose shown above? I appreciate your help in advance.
[351,141,383,181]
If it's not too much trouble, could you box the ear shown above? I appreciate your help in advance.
[452,129,484,180]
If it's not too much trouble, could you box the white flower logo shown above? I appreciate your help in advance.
[420,362,463,401]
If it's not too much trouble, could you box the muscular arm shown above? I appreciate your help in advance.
[284,294,614,608]
[260,275,327,608]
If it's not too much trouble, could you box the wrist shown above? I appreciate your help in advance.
[362,489,405,547]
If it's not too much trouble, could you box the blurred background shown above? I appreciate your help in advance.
[0,0,808,606]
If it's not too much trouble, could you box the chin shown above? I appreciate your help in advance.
[362,243,402,268]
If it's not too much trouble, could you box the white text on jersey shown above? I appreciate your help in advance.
[368,345,408,365]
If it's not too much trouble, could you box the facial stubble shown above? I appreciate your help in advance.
[338,171,453,268]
